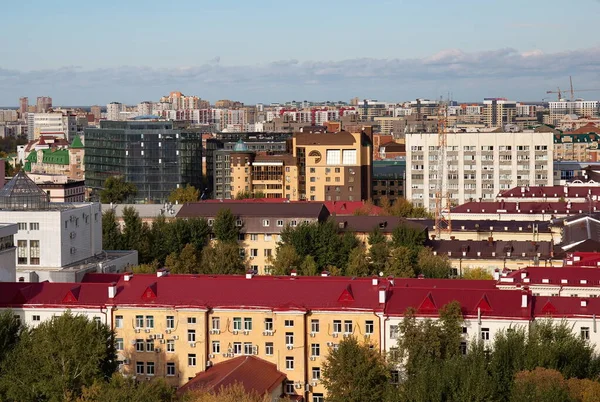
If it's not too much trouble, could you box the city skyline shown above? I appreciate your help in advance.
[1,0,600,104]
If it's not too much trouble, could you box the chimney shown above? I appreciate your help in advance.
[492,269,500,281]
[124,272,133,282]
[378,286,387,304]
[290,269,297,277]
[156,268,169,278]
[108,282,117,298]
[581,300,588,307]
[521,292,528,308]
[245,270,254,279]
[372,276,379,286]
[321,271,330,277]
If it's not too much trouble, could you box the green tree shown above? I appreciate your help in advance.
[101,209,122,250]
[368,227,387,246]
[511,368,572,402]
[269,244,301,275]
[99,176,137,204]
[322,336,391,402]
[165,244,201,274]
[299,255,319,276]
[368,241,389,275]
[462,267,494,280]
[201,242,246,274]
[121,207,151,263]
[391,224,426,250]
[0,312,117,402]
[383,246,415,277]
[75,374,175,402]
[168,185,199,204]
[0,311,21,370]
[131,261,160,273]
[235,190,267,200]
[417,247,452,278]
[345,247,370,277]
[182,383,284,402]
[213,209,239,243]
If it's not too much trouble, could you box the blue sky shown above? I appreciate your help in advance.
[1,0,600,105]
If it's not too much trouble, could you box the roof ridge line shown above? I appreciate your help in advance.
[213,356,249,389]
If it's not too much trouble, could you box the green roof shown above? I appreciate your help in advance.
[70,134,84,149]
[25,151,37,163]
[41,149,69,165]
[23,162,31,172]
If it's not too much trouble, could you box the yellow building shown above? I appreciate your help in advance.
[293,131,372,202]
[110,272,386,401]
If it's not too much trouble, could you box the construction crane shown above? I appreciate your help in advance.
[546,76,600,101]
[434,100,451,237]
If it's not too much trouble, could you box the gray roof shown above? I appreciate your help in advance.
[177,202,329,219]
[101,203,182,218]
[0,171,50,211]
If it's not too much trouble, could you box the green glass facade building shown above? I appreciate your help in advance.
[84,120,202,203]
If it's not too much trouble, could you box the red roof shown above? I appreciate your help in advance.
[385,287,531,319]
[177,356,286,396]
[81,273,125,283]
[500,266,600,287]
[392,278,497,289]
[0,282,109,308]
[498,185,600,199]
[324,201,383,216]
[570,123,600,135]
[110,274,387,311]
[452,201,600,215]
[533,296,600,318]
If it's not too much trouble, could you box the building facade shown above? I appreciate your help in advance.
[406,131,554,210]
[84,119,202,203]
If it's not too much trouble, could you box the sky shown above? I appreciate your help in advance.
[1,0,600,105]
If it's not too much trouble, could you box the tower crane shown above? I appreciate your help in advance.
[546,76,600,101]
[434,100,451,237]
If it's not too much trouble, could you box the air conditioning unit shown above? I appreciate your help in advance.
[332,333,338,338]
[155,334,163,339]
[286,345,293,350]
[189,342,196,348]
[227,347,233,354]
[310,332,316,337]
[250,256,254,260]
[262,331,270,336]
[130,340,137,345]
[311,381,318,387]
[145,329,151,333]
[243,330,249,335]
[70,247,76,254]
[252,346,258,355]
[159,339,165,344]
[343,333,350,338]
[70,216,74,222]
[165,329,171,334]
[327,342,334,347]
[222,353,229,357]
[155,348,161,353]
[233,330,239,335]
[134,329,141,333]
[206,361,213,368]
[70,232,76,239]
[310,356,316,361]
[295,383,303,389]
[208,354,215,359]
[123,359,130,365]
[173,336,179,340]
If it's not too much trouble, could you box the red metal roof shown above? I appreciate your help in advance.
[177,356,286,396]
[0,282,110,308]
[498,185,600,199]
[385,287,531,320]
[533,296,600,318]
[452,201,600,215]
[324,201,383,216]
[501,266,600,287]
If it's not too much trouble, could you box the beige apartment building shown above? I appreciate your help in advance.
[483,99,517,127]
[292,131,372,202]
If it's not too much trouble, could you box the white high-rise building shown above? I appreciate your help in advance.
[107,102,125,121]
[406,131,554,210]
[28,112,77,141]
[137,101,153,116]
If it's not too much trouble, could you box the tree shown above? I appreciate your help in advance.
[101,209,122,250]
[383,246,415,278]
[511,368,572,402]
[462,267,494,280]
[299,255,319,276]
[345,247,370,277]
[391,224,426,250]
[168,185,199,204]
[322,336,391,402]
[75,374,175,402]
[183,383,283,402]
[235,191,266,200]
[417,247,452,278]
[269,244,301,275]
[0,311,21,370]
[99,176,137,204]
[567,378,600,402]
[368,241,389,275]
[165,244,201,274]
[368,227,387,246]
[213,209,239,243]
[0,312,117,402]
[131,261,160,273]
[201,242,246,274]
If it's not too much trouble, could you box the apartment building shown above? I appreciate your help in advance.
[27,112,77,141]
[554,131,600,162]
[23,135,85,180]
[483,98,517,127]
[106,102,126,121]
[549,100,600,126]
[293,131,372,202]
[176,202,329,274]
[405,131,554,210]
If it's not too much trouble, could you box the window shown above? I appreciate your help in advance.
[17,222,26,231]
[188,354,196,366]
[285,356,294,370]
[17,240,27,265]
[116,338,123,351]
[145,316,154,328]
[265,342,274,355]
[135,339,144,352]
[290,220,297,227]
[581,327,590,340]
[188,329,196,342]
[285,381,295,394]
[166,362,175,376]
[186,316,197,325]
[146,340,154,352]
[146,362,155,376]
[312,366,321,380]
[342,149,357,165]
[344,320,353,334]
[264,248,272,257]
[29,223,39,231]
[460,341,467,355]
[391,370,400,384]
[313,394,324,402]
[244,318,252,331]
[250,248,258,257]
[233,317,242,331]
[262,220,270,227]
[333,320,342,333]
[136,361,144,375]
[115,315,123,329]
[276,220,284,227]
[264,234,272,242]
[29,240,40,265]
[311,343,320,356]
[286,332,294,346]
[166,316,174,329]
[311,319,320,333]
[167,340,175,353]
[233,342,242,354]
[212,317,220,331]
[365,320,374,334]
[135,315,144,329]
[481,328,490,341]
[264,318,273,331]
[32,315,40,321]
[244,342,253,355]
[250,234,258,241]
[212,341,220,354]
[390,325,399,339]
[285,319,294,327]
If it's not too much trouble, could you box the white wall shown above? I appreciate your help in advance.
[5,306,112,328]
